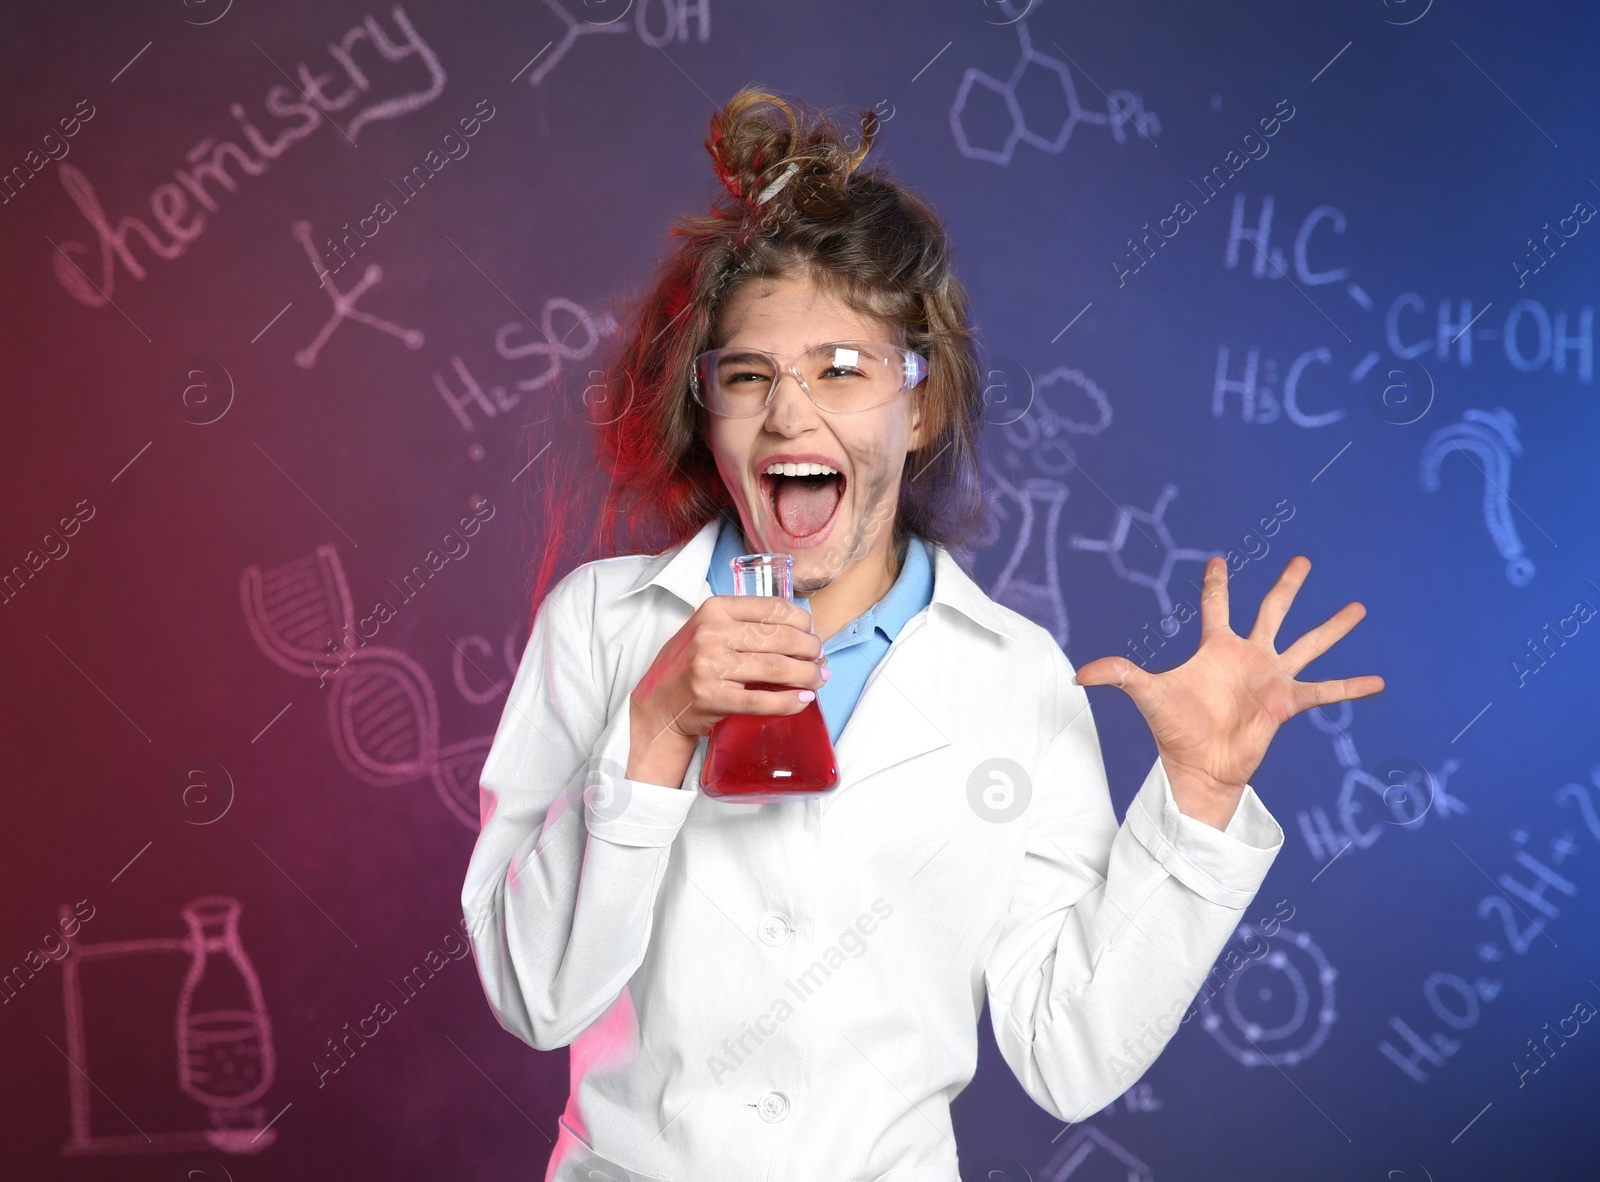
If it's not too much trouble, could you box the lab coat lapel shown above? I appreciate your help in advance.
[826,543,1018,796]
[828,614,947,795]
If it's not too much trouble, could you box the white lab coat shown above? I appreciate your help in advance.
[461,516,1284,1182]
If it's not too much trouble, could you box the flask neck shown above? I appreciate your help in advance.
[730,553,795,600]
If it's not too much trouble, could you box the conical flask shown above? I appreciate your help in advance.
[699,553,840,803]
[992,477,1069,647]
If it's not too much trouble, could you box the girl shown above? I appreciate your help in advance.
[462,87,1382,1182]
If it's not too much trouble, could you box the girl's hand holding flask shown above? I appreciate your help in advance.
[628,582,828,791]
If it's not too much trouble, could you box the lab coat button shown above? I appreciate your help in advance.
[758,1091,789,1122]
[758,914,792,946]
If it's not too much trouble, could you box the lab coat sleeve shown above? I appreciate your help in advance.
[984,658,1284,1122]
[460,567,696,1051]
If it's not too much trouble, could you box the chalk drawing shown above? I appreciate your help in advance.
[291,220,423,368]
[950,2,1159,165]
[1419,408,1535,586]
[987,470,1071,648]
[1197,924,1337,1068]
[240,543,489,828]
[57,897,277,1156]
[1042,1124,1154,1181]
[526,0,711,88]
[1068,483,1217,617]
[1297,701,1466,864]
[1001,366,1113,476]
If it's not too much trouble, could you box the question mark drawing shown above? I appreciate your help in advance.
[1419,407,1534,586]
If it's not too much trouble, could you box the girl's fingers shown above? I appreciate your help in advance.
[1248,555,1312,647]
[1073,655,1157,705]
[715,614,824,662]
[706,636,823,684]
[707,650,825,694]
[722,595,815,634]
[722,683,819,716]
[1291,673,1386,714]
[739,652,826,689]
[1198,556,1231,639]
[1279,601,1366,676]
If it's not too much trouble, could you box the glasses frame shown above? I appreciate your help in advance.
[689,339,929,419]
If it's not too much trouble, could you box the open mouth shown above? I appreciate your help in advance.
[760,465,846,541]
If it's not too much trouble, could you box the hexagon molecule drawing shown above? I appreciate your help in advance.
[950,1,1161,165]
[1068,483,1219,616]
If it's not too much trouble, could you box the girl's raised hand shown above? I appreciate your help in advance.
[1072,555,1384,829]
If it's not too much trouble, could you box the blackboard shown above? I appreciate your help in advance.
[2,1,1597,1179]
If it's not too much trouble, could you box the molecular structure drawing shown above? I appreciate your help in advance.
[525,0,710,88]
[950,3,1160,165]
[1041,1125,1153,1182]
[1067,483,1218,616]
[291,220,422,369]
[1197,924,1338,1069]
[1296,697,1466,866]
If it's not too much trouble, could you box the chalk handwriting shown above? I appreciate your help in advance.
[51,6,445,307]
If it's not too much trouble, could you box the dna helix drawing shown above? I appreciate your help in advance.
[240,544,491,829]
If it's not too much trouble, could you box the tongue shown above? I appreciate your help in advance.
[774,476,841,538]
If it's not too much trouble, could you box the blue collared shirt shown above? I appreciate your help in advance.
[706,512,934,744]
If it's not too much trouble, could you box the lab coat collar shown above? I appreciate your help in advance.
[615,515,1016,643]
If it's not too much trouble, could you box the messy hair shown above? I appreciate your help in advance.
[525,86,990,613]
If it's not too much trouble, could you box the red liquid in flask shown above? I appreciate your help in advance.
[699,551,840,803]
[700,682,839,802]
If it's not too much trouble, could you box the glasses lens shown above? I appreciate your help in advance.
[800,342,909,413]
[698,349,776,417]
[696,342,923,417]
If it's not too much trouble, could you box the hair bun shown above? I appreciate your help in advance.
[705,87,878,226]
